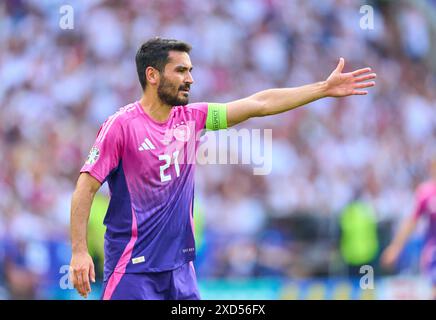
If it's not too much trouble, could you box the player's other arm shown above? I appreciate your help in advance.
[70,172,101,298]
[381,215,418,269]
[381,185,430,269]
[226,57,376,127]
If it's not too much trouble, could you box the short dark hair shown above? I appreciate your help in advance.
[135,38,192,90]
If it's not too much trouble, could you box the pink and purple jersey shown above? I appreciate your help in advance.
[412,181,436,279]
[412,181,436,245]
[80,101,226,283]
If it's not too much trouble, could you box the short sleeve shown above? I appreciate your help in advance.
[80,116,123,183]
[412,185,429,220]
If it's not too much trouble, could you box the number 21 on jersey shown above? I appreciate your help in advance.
[159,150,180,182]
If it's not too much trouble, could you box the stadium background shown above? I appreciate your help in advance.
[0,0,435,299]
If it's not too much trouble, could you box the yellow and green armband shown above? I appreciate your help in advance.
[205,103,227,131]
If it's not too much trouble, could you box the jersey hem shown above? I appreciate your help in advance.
[104,257,196,280]
[80,169,106,184]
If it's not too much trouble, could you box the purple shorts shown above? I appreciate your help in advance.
[101,262,201,300]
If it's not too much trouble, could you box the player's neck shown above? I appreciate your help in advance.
[139,92,172,123]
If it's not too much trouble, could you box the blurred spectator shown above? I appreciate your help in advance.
[339,200,379,277]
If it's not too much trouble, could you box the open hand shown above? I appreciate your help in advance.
[325,57,376,97]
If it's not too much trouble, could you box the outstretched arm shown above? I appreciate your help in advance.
[226,57,376,127]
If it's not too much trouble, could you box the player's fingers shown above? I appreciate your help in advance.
[352,90,368,95]
[82,268,91,295]
[78,270,89,298]
[354,73,377,82]
[335,57,345,73]
[352,67,371,77]
[72,268,82,290]
[89,263,96,283]
[354,81,375,89]
[75,270,85,296]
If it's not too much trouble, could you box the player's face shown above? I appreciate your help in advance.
[157,51,194,106]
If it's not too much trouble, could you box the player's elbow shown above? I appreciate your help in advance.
[251,93,272,117]
[74,173,101,197]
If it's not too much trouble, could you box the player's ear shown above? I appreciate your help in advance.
[145,66,159,86]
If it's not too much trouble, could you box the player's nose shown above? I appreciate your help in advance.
[185,72,194,85]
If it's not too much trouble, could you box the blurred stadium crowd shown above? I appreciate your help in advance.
[0,0,435,299]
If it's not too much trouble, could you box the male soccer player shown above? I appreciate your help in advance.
[382,162,436,300]
[70,38,376,299]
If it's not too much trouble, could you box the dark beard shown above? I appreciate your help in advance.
[157,76,189,106]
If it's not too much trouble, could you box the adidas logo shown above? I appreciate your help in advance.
[138,138,155,151]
